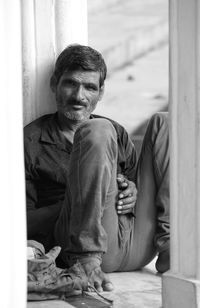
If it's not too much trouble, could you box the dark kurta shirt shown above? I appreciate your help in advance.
[24,113,137,249]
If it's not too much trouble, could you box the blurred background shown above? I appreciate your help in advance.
[87,0,169,154]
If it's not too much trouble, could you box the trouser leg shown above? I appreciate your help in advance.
[54,118,132,271]
[120,112,169,271]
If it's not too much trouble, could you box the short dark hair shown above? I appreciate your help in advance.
[51,44,107,88]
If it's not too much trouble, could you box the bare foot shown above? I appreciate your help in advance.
[156,249,170,273]
[69,254,114,292]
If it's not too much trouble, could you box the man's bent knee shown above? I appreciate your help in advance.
[75,118,117,148]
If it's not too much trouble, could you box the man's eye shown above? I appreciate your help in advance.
[86,85,97,91]
[63,80,76,86]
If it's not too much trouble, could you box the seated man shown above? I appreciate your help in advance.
[25,44,169,292]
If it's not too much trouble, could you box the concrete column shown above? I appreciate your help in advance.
[0,1,26,307]
[22,0,88,126]
[163,0,200,307]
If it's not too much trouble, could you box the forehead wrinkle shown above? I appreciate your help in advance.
[60,71,100,87]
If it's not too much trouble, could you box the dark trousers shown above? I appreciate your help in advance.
[54,113,169,272]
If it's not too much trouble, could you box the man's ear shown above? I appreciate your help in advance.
[50,75,57,93]
[99,85,105,101]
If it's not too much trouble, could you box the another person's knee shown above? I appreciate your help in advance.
[147,112,169,141]
[150,112,168,129]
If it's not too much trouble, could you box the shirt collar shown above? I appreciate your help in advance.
[40,112,65,145]
[40,112,95,146]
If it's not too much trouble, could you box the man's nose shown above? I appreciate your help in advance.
[73,85,85,101]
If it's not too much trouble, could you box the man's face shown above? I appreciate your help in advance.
[54,70,104,121]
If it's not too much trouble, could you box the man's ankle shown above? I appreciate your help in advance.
[66,252,114,292]
[66,252,102,267]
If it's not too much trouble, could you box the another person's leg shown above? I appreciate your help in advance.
[119,112,169,273]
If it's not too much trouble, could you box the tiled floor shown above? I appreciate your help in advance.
[96,259,162,308]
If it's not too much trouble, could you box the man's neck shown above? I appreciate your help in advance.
[57,113,89,142]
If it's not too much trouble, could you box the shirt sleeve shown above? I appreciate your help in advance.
[118,126,138,183]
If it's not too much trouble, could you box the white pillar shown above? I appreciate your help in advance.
[54,0,88,55]
[22,0,88,126]
[0,1,26,307]
[163,0,200,307]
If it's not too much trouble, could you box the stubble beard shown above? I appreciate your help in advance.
[57,95,98,122]
[63,110,90,121]
[62,102,98,122]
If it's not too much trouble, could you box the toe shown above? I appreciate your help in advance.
[102,281,114,291]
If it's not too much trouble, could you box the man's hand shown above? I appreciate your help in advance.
[116,174,137,215]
